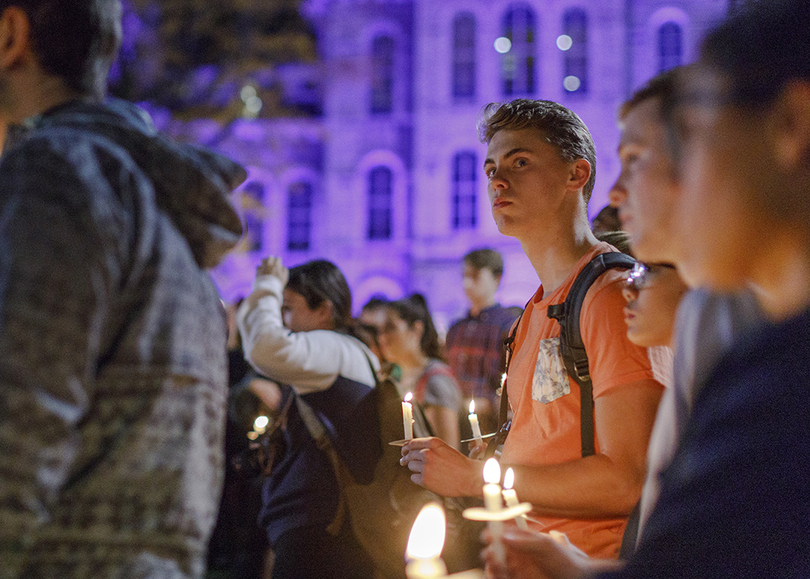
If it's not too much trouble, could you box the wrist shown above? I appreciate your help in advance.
[463,457,486,498]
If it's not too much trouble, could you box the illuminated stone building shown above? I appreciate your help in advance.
[114,0,733,331]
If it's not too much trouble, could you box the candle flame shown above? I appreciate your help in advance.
[469,399,475,414]
[254,415,269,430]
[483,458,501,485]
[406,502,446,560]
[404,392,413,403]
[503,467,515,490]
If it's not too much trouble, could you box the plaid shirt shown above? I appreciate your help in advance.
[445,304,523,400]
[0,100,244,579]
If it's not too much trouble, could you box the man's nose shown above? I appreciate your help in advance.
[622,284,638,304]
[608,178,627,207]
[489,168,508,189]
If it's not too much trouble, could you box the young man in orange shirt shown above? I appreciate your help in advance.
[401,99,664,559]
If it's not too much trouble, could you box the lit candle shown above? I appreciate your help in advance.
[502,468,528,530]
[403,392,414,440]
[483,458,505,563]
[468,400,483,443]
[253,415,269,435]
[405,502,448,578]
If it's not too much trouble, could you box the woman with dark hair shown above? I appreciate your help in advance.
[379,294,463,448]
[237,257,377,579]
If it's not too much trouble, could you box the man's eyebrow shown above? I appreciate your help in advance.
[483,147,532,167]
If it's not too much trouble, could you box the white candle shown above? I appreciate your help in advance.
[483,458,505,563]
[468,400,483,442]
[253,415,269,435]
[502,468,528,530]
[405,502,448,578]
[403,392,414,440]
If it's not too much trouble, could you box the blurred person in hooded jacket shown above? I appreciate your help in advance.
[0,1,245,578]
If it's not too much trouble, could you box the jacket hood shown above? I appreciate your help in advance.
[28,99,246,268]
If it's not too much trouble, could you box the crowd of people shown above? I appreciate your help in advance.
[1,0,809,578]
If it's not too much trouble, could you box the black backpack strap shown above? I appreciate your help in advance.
[547,252,636,457]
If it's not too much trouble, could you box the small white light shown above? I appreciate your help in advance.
[557,34,573,51]
[240,85,257,102]
[564,76,582,92]
[494,37,512,54]
[469,399,476,414]
[245,95,263,114]
[254,415,269,430]
[405,391,414,403]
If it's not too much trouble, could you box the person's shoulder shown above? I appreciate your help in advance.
[577,244,634,303]
[446,316,470,334]
[424,359,456,380]
[488,304,523,326]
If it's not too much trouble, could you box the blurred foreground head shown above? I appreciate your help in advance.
[670,0,810,293]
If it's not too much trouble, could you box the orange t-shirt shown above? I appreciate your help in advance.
[500,243,661,559]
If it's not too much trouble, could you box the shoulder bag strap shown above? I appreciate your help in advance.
[484,304,527,459]
[295,393,347,535]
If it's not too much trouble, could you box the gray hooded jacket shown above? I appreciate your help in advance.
[0,100,244,579]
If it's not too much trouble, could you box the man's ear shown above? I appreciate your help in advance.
[567,159,592,193]
[0,7,31,70]
[770,80,810,172]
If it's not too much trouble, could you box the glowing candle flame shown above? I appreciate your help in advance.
[405,392,413,403]
[469,399,475,414]
[406,502,446,560]
[484,458,501,485]
[503,467,515,491]
[254,415,269,430]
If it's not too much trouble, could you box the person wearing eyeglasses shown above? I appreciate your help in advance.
[622,263,687,353]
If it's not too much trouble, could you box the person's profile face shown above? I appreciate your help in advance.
[282,289,328,333]
[376,309,421,364]
[669,65,770,289]
[609,97,680,264]
[462,264,499,306]
[622,263,688,348]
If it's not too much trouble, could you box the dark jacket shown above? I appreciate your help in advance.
[599,307,810,579]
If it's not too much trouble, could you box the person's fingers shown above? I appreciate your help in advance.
[482,544,508,579]
[405,451,425,473]
[403,436,435,451]
[501,529,558,554]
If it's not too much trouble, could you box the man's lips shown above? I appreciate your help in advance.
[623,306,636,323]
[492,197,511,210]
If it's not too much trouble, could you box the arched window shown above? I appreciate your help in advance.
[501,6,536,96]
[371,35,395,114]
[286,181,312,251]
[241,181,265,252]
[452,151,478,230]
[367,166,393,240]
[658,21,683,72]
[452,13,476,99]
[562,8,588,95]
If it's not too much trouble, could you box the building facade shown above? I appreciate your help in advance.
[144,0,731,332]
